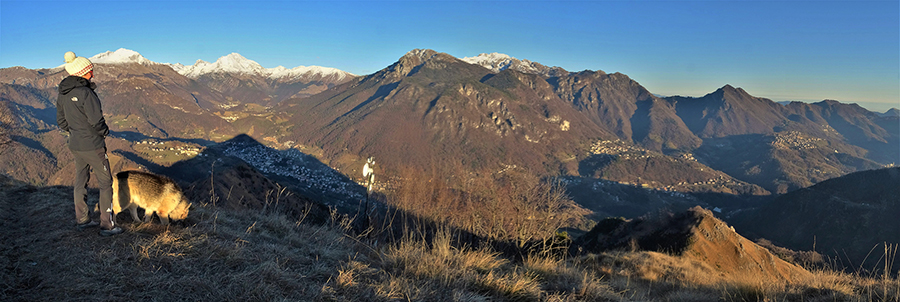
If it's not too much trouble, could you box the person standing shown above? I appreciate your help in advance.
[57,51,122,236]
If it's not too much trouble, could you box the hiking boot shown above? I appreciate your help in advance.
[99,227,123,237]
[76,220,100,230]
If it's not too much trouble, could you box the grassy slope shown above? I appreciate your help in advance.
[2,174,898,302]
[0,176,349,301]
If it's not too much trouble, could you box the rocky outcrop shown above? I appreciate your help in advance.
[578,206,811,282]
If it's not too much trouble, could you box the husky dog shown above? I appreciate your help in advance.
[110,171,191,225]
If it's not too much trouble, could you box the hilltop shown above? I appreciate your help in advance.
[577,207,810,284]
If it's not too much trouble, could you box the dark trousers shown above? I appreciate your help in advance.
[72,147,114,229]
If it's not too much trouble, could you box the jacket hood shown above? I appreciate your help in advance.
[58,76,94,94]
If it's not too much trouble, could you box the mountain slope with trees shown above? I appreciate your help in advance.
[1,48,896,193]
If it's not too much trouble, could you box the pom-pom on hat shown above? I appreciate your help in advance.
[64,51,93,76]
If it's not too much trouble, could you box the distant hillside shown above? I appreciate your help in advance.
[276,49,896,192]
[788,100,899,164]
[668,86,896,192]
[0,73,222,186]
[277,49,606,175]
[694,132,883,193]
[732,167,900,270]
[578,140,768,195]
[560,175,767,223]
[174,53,356,107]
[667,85,787,138]
[2,48,897,195]
[1,83,66,184]
[0,62,237,140]
[0,98,14,149]
[554,71,701,152]
[881,108,899,117]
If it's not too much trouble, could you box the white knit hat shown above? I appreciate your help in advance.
[64,51,93,76]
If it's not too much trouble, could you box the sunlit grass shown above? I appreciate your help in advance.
[1,173,897,302]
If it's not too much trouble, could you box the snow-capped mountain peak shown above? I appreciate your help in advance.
[167,53,266,78]
[165,53,354,81]
[461,52,569,77]
[89,48,153,65]
[217,53,267,73]
[461,52,521,72]
[267,65,353,81]
[461,52,513,69]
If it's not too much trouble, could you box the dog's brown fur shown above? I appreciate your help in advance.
[111,171,190,225]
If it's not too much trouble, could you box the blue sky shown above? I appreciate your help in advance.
[2,0,898,112]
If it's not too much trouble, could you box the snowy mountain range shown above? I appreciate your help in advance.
[66,48,575,81]
[165,53,354,81]
[89,48,155,65]
[62,48,355,81]
[52,48,155,69]
[461,52,570,77]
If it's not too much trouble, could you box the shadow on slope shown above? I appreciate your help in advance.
[562,176,771,223]
[695,133,885,193]
[114,134,342,224]
[577,140,770,196]
[731,167,900,273]
[154,134,362,213]
[116,134,522,258]
[156,134,565,259]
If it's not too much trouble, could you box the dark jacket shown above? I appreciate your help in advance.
[57,76,109,151]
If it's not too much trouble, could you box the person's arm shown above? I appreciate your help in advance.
[56,99,70,132]
[83,90,109,137]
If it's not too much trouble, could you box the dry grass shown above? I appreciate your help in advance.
[0,174,622,302]
[0,175,355,301]
[386,165,590,247]
[574,250,900,302]
[2,173,897,302]
[323,228,623,301]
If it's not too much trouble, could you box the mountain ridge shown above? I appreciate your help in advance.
[461,52,570,77]
[44,48,355,84]
[8,48,895,113]
[276,49,604,175]
[165,52,355,81]
[1,48,896,194]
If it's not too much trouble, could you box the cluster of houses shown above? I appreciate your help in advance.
[667,175,738,192]
[678,153,697,161]
[583,139,747,194]
[589,139,654,160]
[221,142,365,206]
[561,176,693,201]
[135,140,203,156]
[770,131,823,150]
